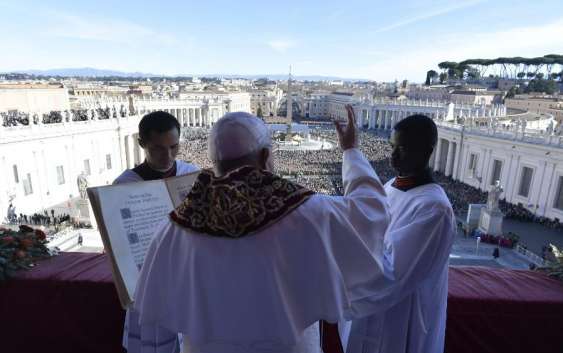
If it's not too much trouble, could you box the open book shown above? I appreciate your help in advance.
[87,171,200,309]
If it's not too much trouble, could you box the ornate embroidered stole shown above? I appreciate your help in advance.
[170,166,315,238]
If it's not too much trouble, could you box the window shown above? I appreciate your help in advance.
[554,176,563,211]
[84,159,91,175]
[518,167,534,197]
[13,165,19,183]
[23,173,33,195]
[56,166,65,185]
[106,154,112,170]
[490,160,502,185]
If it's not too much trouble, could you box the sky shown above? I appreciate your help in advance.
[1,0,563,82]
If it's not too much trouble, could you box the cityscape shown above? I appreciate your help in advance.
[2,59,562,269]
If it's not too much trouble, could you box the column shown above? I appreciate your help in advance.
[460,147,471,182]
[133,134,141,166]
[532,161,548,215]
[479,148,489,191]
[433,139,443,172]
[507,155,521,203]
[451,141,462,180]
[40,149,51,205]
[123,136,131,169]
[429,147,437,169]
[504,154,515,202]
[138,144,145,163]
[378,111,383,129]
[128,134,136,168]
[118,134,127,172]
[444,141,454,177]
[376,109,381,129]
[377,110,382,129]
[539,163,556,217]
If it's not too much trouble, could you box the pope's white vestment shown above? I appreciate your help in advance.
[129,148,392,353]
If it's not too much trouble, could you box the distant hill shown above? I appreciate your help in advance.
[3,67,367,81]
[10,67,157,78]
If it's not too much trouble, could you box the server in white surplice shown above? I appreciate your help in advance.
[340,114,455,353]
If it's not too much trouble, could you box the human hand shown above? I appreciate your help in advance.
[334,104,358,151]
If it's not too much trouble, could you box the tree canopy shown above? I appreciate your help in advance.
[434,54,563,81]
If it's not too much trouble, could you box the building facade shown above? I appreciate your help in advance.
[0,89,252,218]
[0,116,140,217]
[303,92,356,120]
[249,89,282,117]
[431,122,563,221]
[505,95,563,123]
[354,99,563,222]
[0,84,70,113]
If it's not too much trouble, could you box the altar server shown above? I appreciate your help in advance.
[114,111,199,184]
[340,114,455,353]
[114,111,199,353]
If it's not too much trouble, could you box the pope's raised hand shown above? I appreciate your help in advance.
[334,104,358,151]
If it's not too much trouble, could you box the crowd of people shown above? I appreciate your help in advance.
[6,208,71,228]
[1,111,32,127]
[1,106,131,127]
[4,202,95,235]
[178,125,563,230]
[433,173,563,229]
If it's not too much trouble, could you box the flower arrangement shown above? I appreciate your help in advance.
[473,230,519,248]
[543,263,563,281]
[0,225,53,281]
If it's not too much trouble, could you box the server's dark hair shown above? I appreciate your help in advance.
[393,114,437,149]
[138,111,180,142]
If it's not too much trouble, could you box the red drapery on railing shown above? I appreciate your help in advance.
[1,253,562,353]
